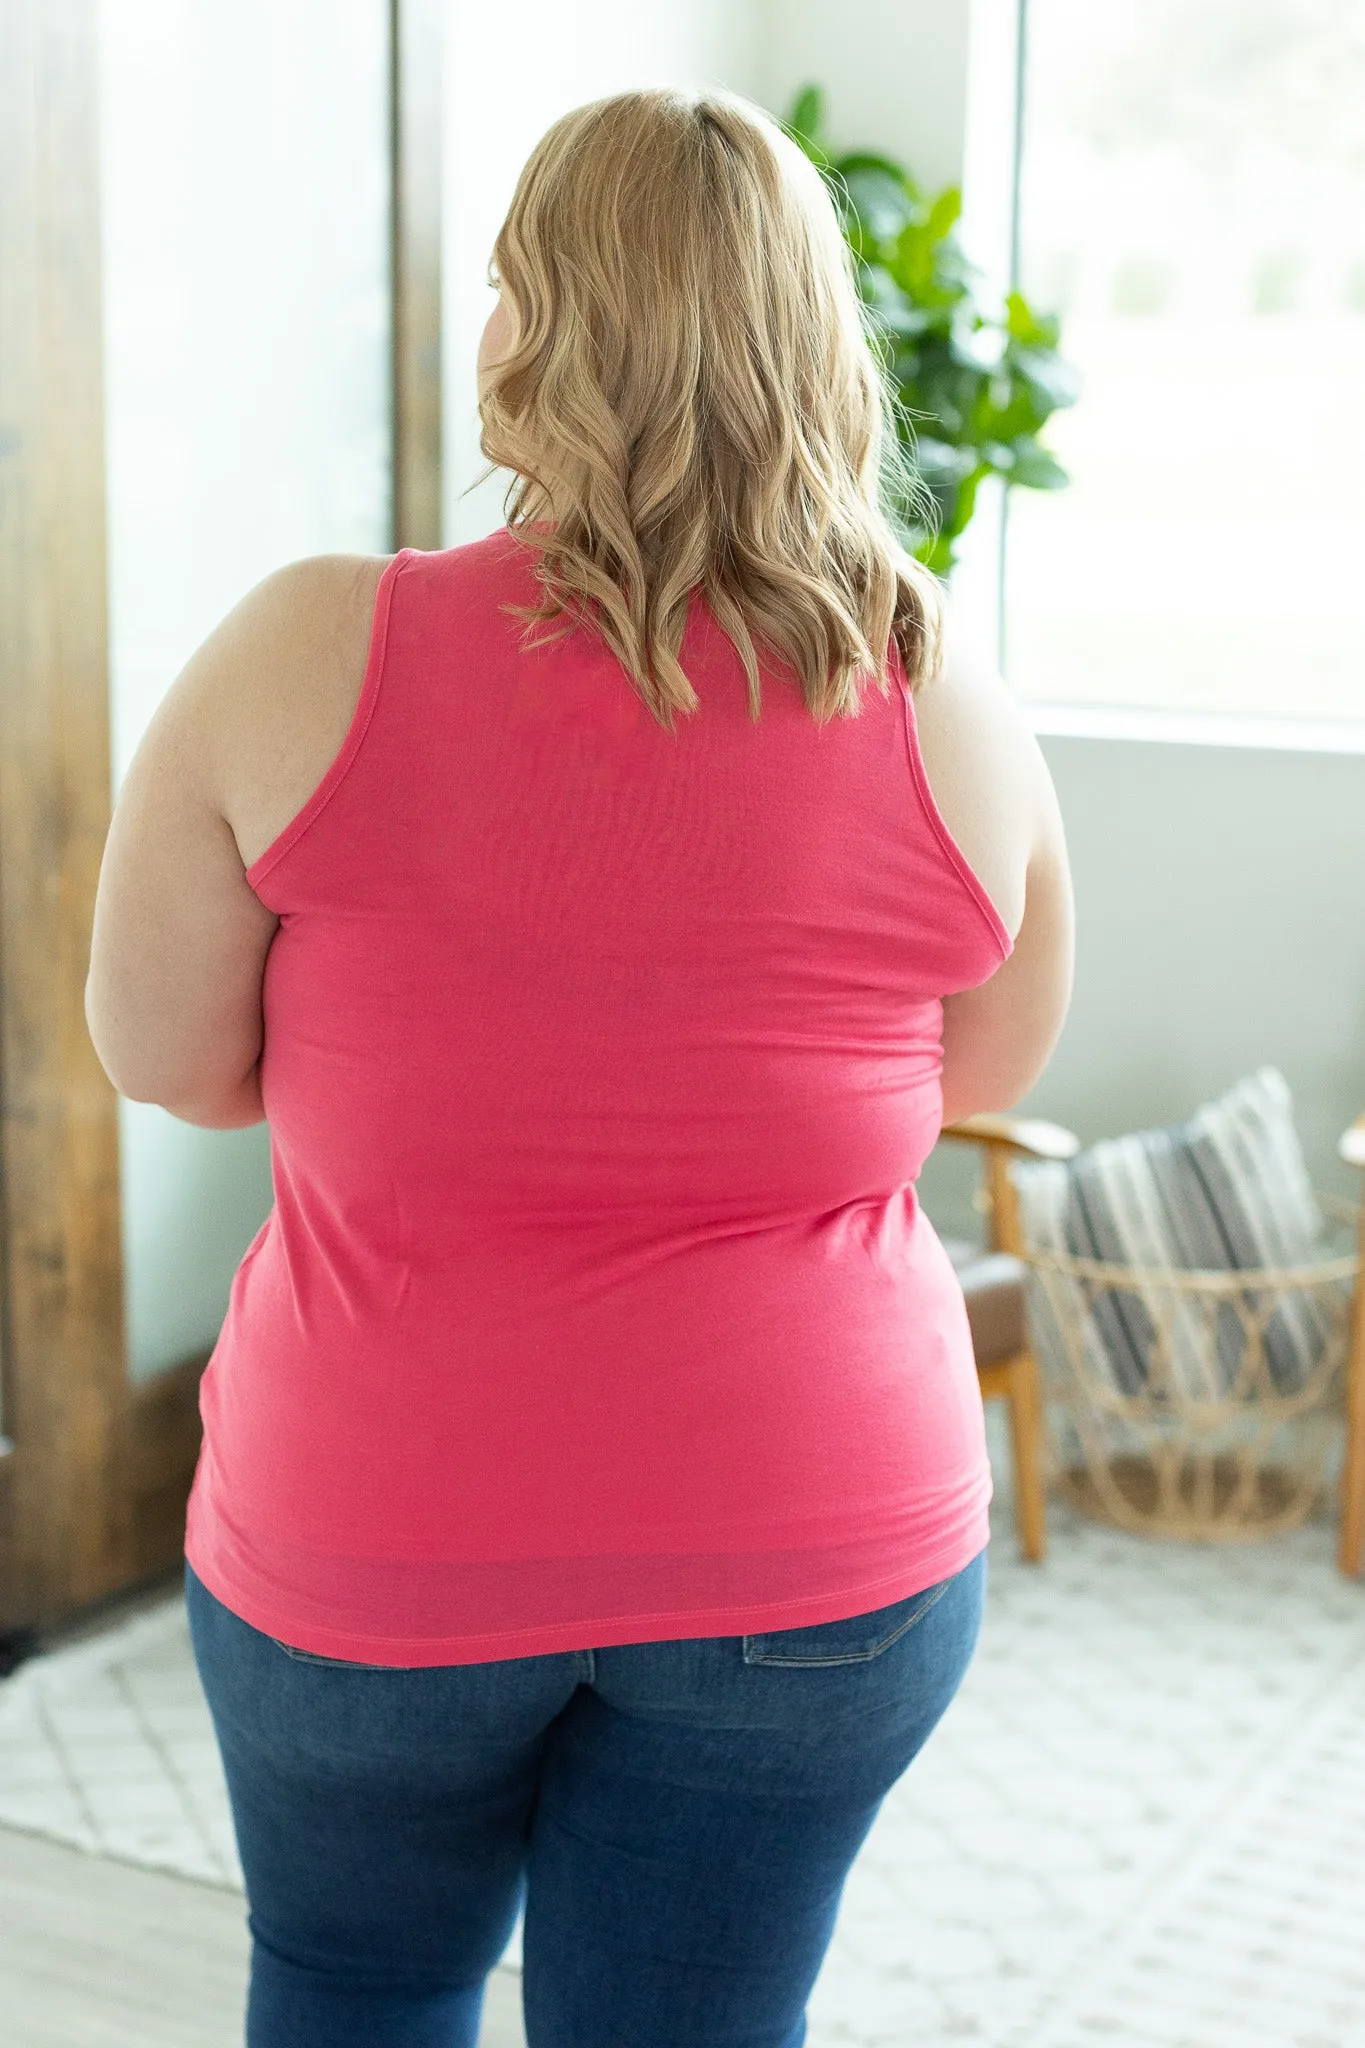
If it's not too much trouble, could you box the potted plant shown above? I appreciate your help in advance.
[784,85,1080,574]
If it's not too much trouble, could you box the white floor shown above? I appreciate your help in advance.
[2,1428,1363,2048]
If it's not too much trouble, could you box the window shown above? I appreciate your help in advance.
[1004,0,1365,735]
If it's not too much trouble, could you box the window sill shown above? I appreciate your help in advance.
[1023,702,1365,756]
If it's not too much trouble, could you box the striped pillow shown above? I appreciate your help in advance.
[1012,1068,1334,1399]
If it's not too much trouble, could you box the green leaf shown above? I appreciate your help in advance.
[859,266,932,340]
[833,149,922,202]
[913,369,969,439]
[908,435,975,488]
[1009,439,1070,489]
[1005,291,1060,350]
[949,313,1006,373]
[968,379,1047,443]
[916,532,957,576]
[1010,345,1082,412]
[837,162,919,245]
[786,84,824,143]
[889,222,936,297]
[950,463,991,534]
[924,185,962,243]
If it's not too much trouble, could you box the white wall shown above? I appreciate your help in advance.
[752,0,971,192]
[1025,740,1365,1197]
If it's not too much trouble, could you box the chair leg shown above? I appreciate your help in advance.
[1340,1294,1365,1577]
[1006,1349,1048,1564]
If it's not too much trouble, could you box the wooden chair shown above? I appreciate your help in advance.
[1339,1114,1365,1578]
[936,1113,1081,1563]
[939,1109,1365,1579]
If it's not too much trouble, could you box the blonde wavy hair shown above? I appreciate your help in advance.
[476,86,945,731]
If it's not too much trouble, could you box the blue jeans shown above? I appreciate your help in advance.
[186,1549,986,2048]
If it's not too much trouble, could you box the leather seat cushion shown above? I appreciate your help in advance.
[940,1236,1027,1367]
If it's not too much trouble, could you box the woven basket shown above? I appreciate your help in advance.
[1019,1197,1359,1540]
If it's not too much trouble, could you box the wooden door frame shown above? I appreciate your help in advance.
[0,0,443,1643]
[391,0,445,552]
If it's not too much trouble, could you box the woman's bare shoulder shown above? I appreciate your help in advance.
[200,554,396,873]
[909,608,1046,943]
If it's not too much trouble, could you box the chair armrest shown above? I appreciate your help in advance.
[1340,1117,1365,1171]
[940,1113,1082,1162]
[937,1113,1081,1257]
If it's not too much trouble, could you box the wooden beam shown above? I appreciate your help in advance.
[0,0,131,1628]
[118,1352,215,1584]
[390,0,444,549]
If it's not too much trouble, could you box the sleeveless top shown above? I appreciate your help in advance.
[183,530,1013,1666]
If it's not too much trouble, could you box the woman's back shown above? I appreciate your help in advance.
[184,530,1027,1664]
[88,82,1079,2042]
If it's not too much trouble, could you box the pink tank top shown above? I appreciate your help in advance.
[184,531,1012,1665]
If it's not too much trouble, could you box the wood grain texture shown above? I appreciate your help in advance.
[939,1113,1082,1163]
[0,1825,529,2048]
[0,1825,249,2048]
[118,1351,215,1581]
[0,0,132,1629]
[390,0,444,548]
[935,1125,1051,1558]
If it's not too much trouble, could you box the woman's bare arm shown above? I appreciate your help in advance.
[913,622,1076,1126]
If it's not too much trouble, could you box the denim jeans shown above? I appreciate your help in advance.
[186,1548,986,2048]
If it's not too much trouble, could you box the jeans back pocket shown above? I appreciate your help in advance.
[742,1576,954,1667]
[269,1638,396,1671]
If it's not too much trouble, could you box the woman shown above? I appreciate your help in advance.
[86,86,1073,2048]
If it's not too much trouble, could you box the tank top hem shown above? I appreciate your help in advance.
[184,1500,991,1668]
